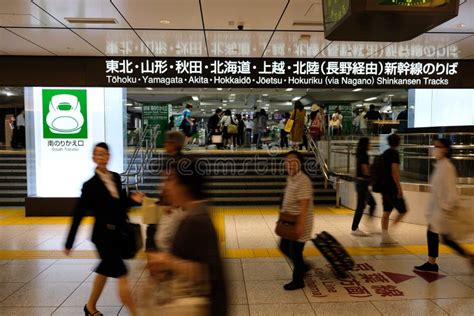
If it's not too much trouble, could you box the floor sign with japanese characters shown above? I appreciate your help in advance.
[304,260,474,302]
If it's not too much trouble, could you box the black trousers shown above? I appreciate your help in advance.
[351,180,376,231]
[279,238,307,284]
[427,229,467,258]
[146,224,157,251]
[280,129,289,148]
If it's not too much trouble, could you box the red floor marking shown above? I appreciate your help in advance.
[382,271,416,284]
[413,270,447,283]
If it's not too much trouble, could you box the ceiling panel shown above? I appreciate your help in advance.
[0,0,62,27]
[136,30,206,56]
[431,0,474,33]
[0,28,53,55]
[442,35,474,59]
[207,31,272,57]
[376,33,470,59]
[73,29,151,56]
[264,31,329,58]
[111,0,202,29]
[201,0,288,30]
[278,0,324,31]
[31,0,130,29]
[318,41,390,58]
[9,28,101,55]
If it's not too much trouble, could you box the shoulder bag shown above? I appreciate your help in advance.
[284,111,296,133]
[275,212,300,241]
[121,220,143,259]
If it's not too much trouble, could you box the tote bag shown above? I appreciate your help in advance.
[284,111,296,133]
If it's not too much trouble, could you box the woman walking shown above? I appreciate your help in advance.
[278,151,314,290]
[219,109,233,149]
[351,137,376,236]
[290,100,306,149]
[65,143,144,316]
[414,138,474,272]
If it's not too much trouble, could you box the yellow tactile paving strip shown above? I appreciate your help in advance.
[0,207,472,260]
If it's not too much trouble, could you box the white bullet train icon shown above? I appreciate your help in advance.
[46,94,84,134]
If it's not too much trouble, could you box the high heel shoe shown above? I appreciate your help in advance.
[84,304,103,316]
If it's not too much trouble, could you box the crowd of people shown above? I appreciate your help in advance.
[172,100,330,151]
[63,118,472,315]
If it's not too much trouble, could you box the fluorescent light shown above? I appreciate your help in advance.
[353,88,363,92]
[356,104,363,107]
[5,92,13,97]
[286,88,293,92]
[160,19,171,25]
[257,100,262,103]
[292,96,300,101]
[126,103,133,106]
[304,106,311,110]
[230,94,236,97]
[146,87,153,91]
[229,100,235,102]
[387,94,395,97]
[364,97,377,102]
[223,100,228,103]
[217,88,223,91]
[192,96,199,101]
[65,17,117,24]
[262,94,269,97]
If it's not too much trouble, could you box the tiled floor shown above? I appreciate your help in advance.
[0,207,472,315]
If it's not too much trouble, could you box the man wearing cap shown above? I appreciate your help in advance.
[145,131,185,251]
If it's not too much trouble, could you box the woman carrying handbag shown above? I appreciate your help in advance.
[414,138,474,273]
[65,143,144,316]
[276,151,314,291]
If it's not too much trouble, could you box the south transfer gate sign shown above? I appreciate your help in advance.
[1,56,473,88]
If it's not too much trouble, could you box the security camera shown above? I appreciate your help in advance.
[237,23,244,31]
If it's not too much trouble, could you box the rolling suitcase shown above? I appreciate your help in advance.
[311,231,355,278]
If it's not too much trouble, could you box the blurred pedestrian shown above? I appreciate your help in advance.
[145,131,185,251]
[309,104,324,142]
[236,114,245,147]
[179,104,194,147]
[290,101,305,149]
[278,151,314,290]
[351,137,376,236]
[16,110,25,148]
[65,143,144,316]
[380,134,408,245]
[207,108,222,145]
[256,109,268,149]
[146,161,228,315]
[414,138,474,272]
[279,112,290,149]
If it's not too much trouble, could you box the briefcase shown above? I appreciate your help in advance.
[211,134,223,144]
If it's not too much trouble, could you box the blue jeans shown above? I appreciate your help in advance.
[257,131,264,147]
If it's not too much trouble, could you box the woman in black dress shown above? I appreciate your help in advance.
[65,143,143,316]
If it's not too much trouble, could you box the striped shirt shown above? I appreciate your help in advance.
[281,171,314,242]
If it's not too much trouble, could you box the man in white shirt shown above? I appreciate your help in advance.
[244,118,254,147]
[16,110,25,148]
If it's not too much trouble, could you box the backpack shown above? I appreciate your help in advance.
[175,115,184,128]
[370,155,385,193]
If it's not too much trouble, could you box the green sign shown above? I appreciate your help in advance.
[42,89,88,139]
[142,103,170,147]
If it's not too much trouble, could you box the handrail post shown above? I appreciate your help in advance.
[346,144,350,174]
[335,178,340,208]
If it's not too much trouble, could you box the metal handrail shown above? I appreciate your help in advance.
[121,126,160,192]
[305,128,342,207]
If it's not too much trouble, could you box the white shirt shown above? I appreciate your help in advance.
[245,120,254,130]
[278,118,286,130]
[96,169,119,199]
[281,171,314,242]
[219,115,233,127]
[426,158,458,234]
[16,113,25,127]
